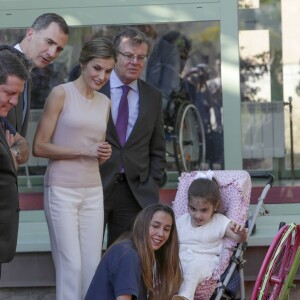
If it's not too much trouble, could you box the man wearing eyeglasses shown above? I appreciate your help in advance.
[100,27,166,247]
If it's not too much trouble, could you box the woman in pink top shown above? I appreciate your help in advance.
[33,37,116,300]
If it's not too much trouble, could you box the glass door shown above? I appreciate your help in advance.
[238,0,300,179]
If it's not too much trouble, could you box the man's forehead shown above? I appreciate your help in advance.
[1,76,25,89]
[120,38,148,52]
[35,22,68,41]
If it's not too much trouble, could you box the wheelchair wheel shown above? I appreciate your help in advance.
[280,245,300,299]
[173,103,206,173]
[251,223,300,300]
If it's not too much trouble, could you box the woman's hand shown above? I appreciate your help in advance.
[97,141,112,165]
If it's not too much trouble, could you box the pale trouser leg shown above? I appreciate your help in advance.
[44,186,102,300]
[79,186,103,299]
[178,253,214,300]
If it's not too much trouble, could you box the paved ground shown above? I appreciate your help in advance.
[0,287,55,300]
[0,281,299,299]
[0,282,263,299]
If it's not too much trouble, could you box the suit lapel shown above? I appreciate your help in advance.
[16,93,24,132]
[22,80,32,131]
[0,130,16,173]
[125,80,147,145]
[101,82,110,97]
[100,82,120,146]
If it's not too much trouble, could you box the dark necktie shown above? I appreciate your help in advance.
[116,85,130,146]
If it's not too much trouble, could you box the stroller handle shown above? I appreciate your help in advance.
[248,172,274,187]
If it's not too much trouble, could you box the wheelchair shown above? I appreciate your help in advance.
[164,90,206,174]
[251,223,300,299]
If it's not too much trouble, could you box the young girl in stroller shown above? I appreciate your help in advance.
[173,171,247,300]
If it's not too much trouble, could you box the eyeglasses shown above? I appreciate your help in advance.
[118,51,147,63]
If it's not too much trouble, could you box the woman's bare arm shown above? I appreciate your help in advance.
[33,85,99,160]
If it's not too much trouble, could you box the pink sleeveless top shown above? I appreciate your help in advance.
[44,82,110,188]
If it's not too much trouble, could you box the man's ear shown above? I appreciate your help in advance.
[25,28,34,41]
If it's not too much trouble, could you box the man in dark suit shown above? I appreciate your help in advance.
[0,47,30,276]
[6,13,69,137]
[100,28,166,247]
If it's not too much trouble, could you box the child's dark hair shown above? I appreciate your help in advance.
[188,178,221,208]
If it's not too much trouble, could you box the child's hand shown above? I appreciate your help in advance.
[227,221,247,242]
[230,221,246,234]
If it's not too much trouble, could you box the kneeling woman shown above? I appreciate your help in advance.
[85,204,182,300]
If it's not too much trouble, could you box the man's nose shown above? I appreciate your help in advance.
[130,56,138,63]
[47,46,58,57]
[10,96,18,106]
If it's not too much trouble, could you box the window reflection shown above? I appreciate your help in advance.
[0,21,223,174]
[238,0,260,9]
[239,1,300,176]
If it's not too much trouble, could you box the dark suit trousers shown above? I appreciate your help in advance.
[104,177,141,248]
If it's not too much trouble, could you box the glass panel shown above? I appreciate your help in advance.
[239,2,283,171]
[239,30,271,102]
[282,0,300,172]
[0,21,222,175]
[240,1,300,175]
[239,0,260,9]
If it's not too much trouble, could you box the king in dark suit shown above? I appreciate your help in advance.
[100,28,166,247]
[6,13,69,137]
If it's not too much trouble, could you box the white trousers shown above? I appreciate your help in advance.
[44,186,103,300]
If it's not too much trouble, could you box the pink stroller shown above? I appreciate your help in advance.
[172,170,252,300]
